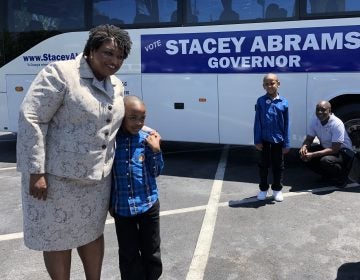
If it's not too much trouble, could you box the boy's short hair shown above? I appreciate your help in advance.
[123,95,145,107]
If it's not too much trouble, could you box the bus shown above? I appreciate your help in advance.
[1,0,359,150]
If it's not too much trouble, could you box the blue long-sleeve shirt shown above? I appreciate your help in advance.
[254,94,290,148]
[111,129,164,217]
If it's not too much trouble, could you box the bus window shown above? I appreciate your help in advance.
[4,0,88,67]
[252,0,295,19]
[187,0,295,25]
[0,0,4,67]
[7,0,85,32]
[93,0,134,25]
[93,0,177,26]
[219,0,240,22]
[307,0,360,14]
[158,0,178,23]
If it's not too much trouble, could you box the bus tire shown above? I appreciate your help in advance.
[334,104,360,152]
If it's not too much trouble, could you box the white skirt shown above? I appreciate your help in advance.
[21,173,111,251]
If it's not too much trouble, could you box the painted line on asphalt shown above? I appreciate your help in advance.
[186,145,229,280]
[1,182,359,242]
[0,167,17,171]
[0,232,23,241]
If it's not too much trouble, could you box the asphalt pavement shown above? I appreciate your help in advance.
[1,134,360,280]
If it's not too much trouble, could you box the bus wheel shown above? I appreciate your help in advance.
[334,104,360,152]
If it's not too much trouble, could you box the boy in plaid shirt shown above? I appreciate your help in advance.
[111,95,164,280]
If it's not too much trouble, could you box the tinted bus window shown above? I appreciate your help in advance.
[7,0,85,32]
[187,0,296,24]
[93,0,178,26]
[306,0,360,14]
[93,0,135,25]
[0,1,5,67]
[3,0,86,66]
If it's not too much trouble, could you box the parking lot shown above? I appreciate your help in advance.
[1,133,360,280]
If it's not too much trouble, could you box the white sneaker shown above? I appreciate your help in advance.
[273,190,283,202]
[257,191,268,201]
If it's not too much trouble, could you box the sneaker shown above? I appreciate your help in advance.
[257,191,268,201]
[273,190,283,202]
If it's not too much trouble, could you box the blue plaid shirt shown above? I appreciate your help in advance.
[254,93,290,148]
[111,129,164,217]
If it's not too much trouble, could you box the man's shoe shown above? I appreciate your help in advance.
[257,191,268,201]
[273,190,283,202]
[335,178,349,188]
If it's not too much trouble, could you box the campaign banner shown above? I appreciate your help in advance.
[141,25,360,73]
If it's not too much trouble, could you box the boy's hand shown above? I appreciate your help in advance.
[255,143,263,151]
[146,132,161,153]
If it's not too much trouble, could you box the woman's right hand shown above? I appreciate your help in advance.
[29,174,48,200]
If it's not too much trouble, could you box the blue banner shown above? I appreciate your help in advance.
[141,25,360,73]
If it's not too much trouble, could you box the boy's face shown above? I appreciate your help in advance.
[122,102,146,135]
[263,76,280,97]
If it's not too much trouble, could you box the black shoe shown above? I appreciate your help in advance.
[335,178,349,188]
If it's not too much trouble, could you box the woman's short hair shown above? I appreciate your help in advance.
[83,24,132,59]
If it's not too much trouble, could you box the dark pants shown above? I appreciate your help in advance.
[114,200,162,280]
[304,145,352,180]
[258,141,284,191]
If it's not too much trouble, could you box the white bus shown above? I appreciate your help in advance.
[0,0,359,150]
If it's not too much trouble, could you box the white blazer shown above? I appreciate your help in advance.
[17,54,125,180]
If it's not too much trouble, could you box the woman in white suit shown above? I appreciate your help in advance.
[17,24,132,279]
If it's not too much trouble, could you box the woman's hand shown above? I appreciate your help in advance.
[29,174,48,200]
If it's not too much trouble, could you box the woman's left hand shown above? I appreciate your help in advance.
[29,174,48,200]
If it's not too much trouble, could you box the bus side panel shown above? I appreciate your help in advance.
[115,74,142,98]
[218,74,262,145]
[6,74,140,133]
[219,73,307,148]
[280,74,308,148]
[141,74,219,143]
[0,93,10,131]
[6,75,35,132]
[307,73,360,125]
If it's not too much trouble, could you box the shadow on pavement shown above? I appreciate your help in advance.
[228,197,276,208]
[0,133,16,163]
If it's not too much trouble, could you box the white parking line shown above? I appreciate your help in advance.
[0,232,23,241]
[186,145,229,280]
[0,167,17,171]
[1,182,358,243]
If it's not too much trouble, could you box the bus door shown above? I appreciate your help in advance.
[141,74,219,143]
[6,75,34,132]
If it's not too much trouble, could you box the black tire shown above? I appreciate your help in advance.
[334,104,360,152]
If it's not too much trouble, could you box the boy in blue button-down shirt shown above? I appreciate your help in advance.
[111,95,164,280]
[254,73,290,202]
